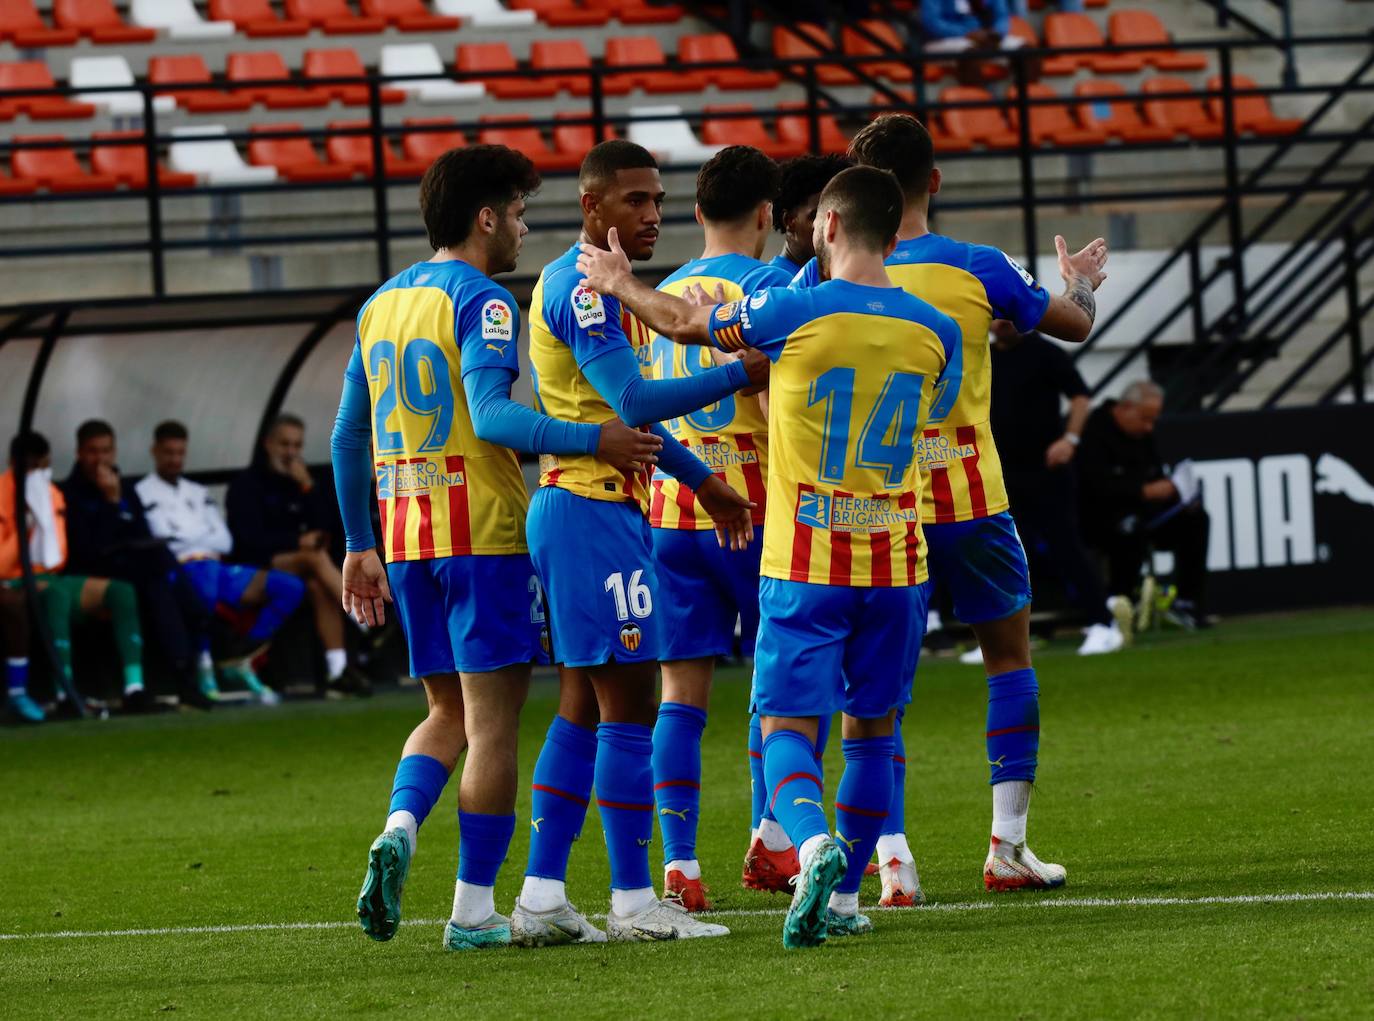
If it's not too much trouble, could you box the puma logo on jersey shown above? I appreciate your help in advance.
[531,817,544,832]
[485,342,510,356]
[659,806,690,821]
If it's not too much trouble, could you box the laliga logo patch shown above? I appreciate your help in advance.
[619,622,643,652]
[572,286,606,327]
[1002,251,1037,288]
[714,301,739,323]
[796,491,832,529]
[481,299,513,342]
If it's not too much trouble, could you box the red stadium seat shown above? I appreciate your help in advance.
[939,85,1018,148]
[1141,76,1224,140]
[401,117,468,166]
[776,102,849,154]
[478,115,582,172]
[53,0,158,42]
[209,0,310,35]
[841,20,921,83]
[604,35,705,94]
[1072,80,1173,142]
[359,0,458,31]
[91,130,198,188]
[584,0,681,23]
[284,0,385,33]
[249,122,355,180]
[227,51,331,109]
[11,135,119,192]
[456,42,558,99]
[530,39,601,97]
[1043,12,1141,75]
[701,104,805,159]
[1006,83,1107,146]
[774,23,856,86]
[678,34,780,91]
[327,120,427,177]
[148,55,255,113]
[1205,74,1303,136]
[303,49,406,105]
[868,89,973,151]
[0,167,39,195]
[1109,10,1208,72]
[0,62,97,121]
[0,0,81,47]
[509,0,608,27]
[553,111,620,160]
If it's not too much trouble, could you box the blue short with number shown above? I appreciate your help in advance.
[752,577,931,718]
[182,560,259,611]
[386,554,546,678]
[924,510,1032,625]
[526,485,661,668]
[651,527,762,661]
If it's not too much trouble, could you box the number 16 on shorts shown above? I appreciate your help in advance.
[605,570,653,652]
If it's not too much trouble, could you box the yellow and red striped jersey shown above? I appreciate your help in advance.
[354,259,529,562]
[710,281,962,587]
[647,254,789,529]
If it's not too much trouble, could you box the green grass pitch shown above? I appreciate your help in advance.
[3,608,1373,1019]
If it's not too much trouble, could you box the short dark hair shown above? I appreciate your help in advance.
[846,114,935,202]
[76,419,114,446]
[9,431,49,465]
[267,413,305,436]
[817,166,904,252]
[578,139,658,192]
[695,145,781,223]
[773,153,852,232]
[154,420,188,443]
[418,144,541,251]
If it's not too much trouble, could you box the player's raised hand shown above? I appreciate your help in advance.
[577,226,633,297]
[1056,235,1108,290]
[738,347,770,395]
[599,418,663,476]
[342,549,392,628]
[683,282,728,307]
[694,476,756,551]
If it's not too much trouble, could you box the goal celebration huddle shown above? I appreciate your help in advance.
[330,112,1109,951]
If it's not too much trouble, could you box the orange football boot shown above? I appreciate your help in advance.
[740,836,799,893]
[664,869,713,912]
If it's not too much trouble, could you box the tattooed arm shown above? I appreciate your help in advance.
[1036,234,1108,343]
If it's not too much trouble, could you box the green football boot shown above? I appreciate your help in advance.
[825,908,873,937]
[782,836,847,950]
[357,827,411,941]
[443,912,512,951]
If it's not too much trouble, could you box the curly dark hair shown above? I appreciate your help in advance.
[419,144,542,251]
[847,113,935,202]
[695,145,781,223]
[772,153,852,232]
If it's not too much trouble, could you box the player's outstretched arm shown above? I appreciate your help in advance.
[645,421,755,551]
[1037,234,1108,343]
[577,227,713,345]
[582,343,763,428]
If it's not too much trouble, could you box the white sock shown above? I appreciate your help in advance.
[798,833,828,868]
[991,780,1032,846]
[927,608,943,632]
[665,858,700,880]
[451,881,495,928]
[519,875,566,913]
[876,833,914,865]
[197,650,213,671]
[828,890,859,916]
[384,810,417,853]
[325,648,347,681]
[610,886,657,917]
[758,817,792,852]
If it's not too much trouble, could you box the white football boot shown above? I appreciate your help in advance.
[878,857,926,907]
[1077,621,1124,655]
[509,898,607,947]
[607,897,729,941]
[983,836,1067,891]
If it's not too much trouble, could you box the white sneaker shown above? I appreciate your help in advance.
[1107,595,1135,646]
[958,645,984,665]
[878,857,925,907]
[606,897,729,941]
[983,836,1067,891]
[1077,622,1124,656]
[510,898,607,947]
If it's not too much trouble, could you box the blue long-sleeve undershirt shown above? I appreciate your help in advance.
[648,421,712,491]
[331,370,377,554]
[581,343,749,428]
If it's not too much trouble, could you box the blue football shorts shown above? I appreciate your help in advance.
[924,510,1032,624]
[387,553,547,678]
[526,485,661,668]
[182,559,258,611]
[651,526,763,661]
[752,577,931,719]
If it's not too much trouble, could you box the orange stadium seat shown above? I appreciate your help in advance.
[479,115,582,171]
[227,51,331,109]
[940,85,1018,148]
[326,119,427,176]
[401,116,468,166]
[868,89,974,151]
[0,62,97,120]
[553,110,620,159]
[1008,14,1037,48]
[1073,80,1174,142]
[359,0,458,31]
[1007,83,1107,146]
[209,0,310,35]
[303,48,406,105]
[1142,76,1224,139]
[91,130,199,187]
[584,0,682,24]
[53,0,158,41]
[249,122,356,180]
[1109,10,1208,72]
[841,20,921,83]
[774,23,856,85]
[776,102,849,154]
[456,42,558,99]
[1205,74,1303,136]
[678,33,780,91]
[284,0,385,33]
[0,167,40,193]
[509,0,608,27]
[701,104,805,159]
[11,135,119,192]
[530,39,603,96]
[149,55,255,113]
[1043,12,1141,75]
[0,0,81,47]
[605,35,705,93]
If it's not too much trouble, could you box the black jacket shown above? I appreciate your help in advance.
[1076,400,1167,539]
[61,469,158,578]
[226,462,334,567]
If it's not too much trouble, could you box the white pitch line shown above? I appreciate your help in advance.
[2,890,1370,942]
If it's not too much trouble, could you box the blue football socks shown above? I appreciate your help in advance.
[987,668,1040,785]
[652,702,706,865]
[834,736,895,894]
[762,728,828,851]
[388,753,450,829]
[6,657,28,697]
[525,715,596,881]
[748,712,767,830]
[595,722,655,892]
[245,570,306,642]
[456,811,516,888]
[883,708,907,836]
